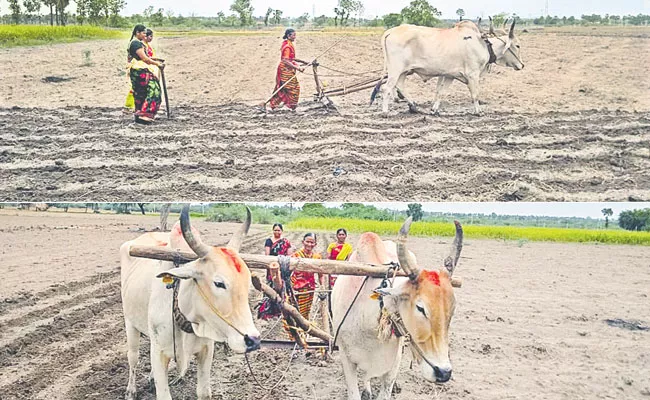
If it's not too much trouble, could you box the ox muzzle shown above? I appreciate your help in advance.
[244,334,261,352]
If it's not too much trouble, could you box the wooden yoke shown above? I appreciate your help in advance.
[128,245,462,288]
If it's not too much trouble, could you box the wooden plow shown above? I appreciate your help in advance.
[129,246,462,351]
[310,61,387,110]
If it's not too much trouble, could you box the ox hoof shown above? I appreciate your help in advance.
[408,103,418,114]
[125,389,137,400]
[431,110,440,117]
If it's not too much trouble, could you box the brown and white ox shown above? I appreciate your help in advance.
[332,219,463,400]
[372,19,524,115]
[120,206,260,400]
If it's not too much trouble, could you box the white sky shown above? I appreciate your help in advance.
[247,202,650,219]
[1,0,647,19]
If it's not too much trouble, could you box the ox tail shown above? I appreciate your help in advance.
[370,32,391,106]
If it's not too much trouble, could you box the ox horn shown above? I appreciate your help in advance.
[397,217,420,281]
[503,18,509,29]
[443,221,464,276]
[509,19,516,39]
[226,206,252,252]
[180,204,211,258]
[488,16,496,36]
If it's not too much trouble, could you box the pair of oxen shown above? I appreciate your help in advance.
[373,18,524,115]
[121,205,463,400]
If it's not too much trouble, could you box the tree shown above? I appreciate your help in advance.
[491,12,508,27]
[8,0,21,24]
[400,0,441,27]
[230,0,254,26]
[108,0,126,27]
[43,0,57,25]
[151,7,165,26]
[76,0,89,24]
[455,8,465,21]
[23,0,41,20]
[159,203,172,231]
[601,208,613,229]
[56,0,70,25]
[295,12,310,26]
[618,209,650,231]
[302,203,329,217]
[336,0,363,26]
[383,12,402,28]
[264,7,272,26]
[406,203,424,222]
[272,9,282,25]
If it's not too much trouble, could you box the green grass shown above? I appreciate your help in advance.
[287,217,650,246]
[0,25,123,47]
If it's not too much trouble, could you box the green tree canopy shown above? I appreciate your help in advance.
[618,209,650,231]
[383,12,402,28]
[400,0,441,27]
[230,0,254,26]
[406,203,424,221]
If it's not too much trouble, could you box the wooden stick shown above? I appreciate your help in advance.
[312,63,321,95]
[128,246,462,287]
[262,75,296,106]
[160,67,170,118]
[251,275,333,345]
[324,80,387,97]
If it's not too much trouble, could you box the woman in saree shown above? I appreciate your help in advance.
[326,228,352,287]
[126,24,164,124]
[264,28,308,111]
[282,233,322,339]
[256,223,292,320]
[125,28,156,111]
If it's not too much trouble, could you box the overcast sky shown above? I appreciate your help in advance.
[123,0,648,19]
[1,0,647,19]
[247,202,650,219]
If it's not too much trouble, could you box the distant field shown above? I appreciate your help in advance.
[288,217,650,245]
[0,25,122,47]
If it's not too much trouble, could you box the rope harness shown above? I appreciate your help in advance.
[489,35,524,66]
[483,38,498,64]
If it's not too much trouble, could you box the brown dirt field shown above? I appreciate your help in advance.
[1,27,649,201]
[1,209,649,399]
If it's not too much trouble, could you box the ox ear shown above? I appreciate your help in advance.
[373,286,405,298]
[157,267,203,282]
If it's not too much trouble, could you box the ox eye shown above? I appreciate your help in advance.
[214,281,227,290]
[416,304,427,317]
[516,45,520,49]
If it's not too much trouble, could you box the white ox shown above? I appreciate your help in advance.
[332,219,463,400]
[373,20,524,114]
[120,206,261,400]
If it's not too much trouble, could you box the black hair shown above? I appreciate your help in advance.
[129,24,147,49]
[282,28,296,40]
[303,232,317,241]
[272,223,284,231]
[336,228,347,235]
[146,28,154,37]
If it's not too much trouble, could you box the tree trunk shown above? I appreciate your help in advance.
[159,203,171,231]
[137,203,146,215]
[50,5,54,26]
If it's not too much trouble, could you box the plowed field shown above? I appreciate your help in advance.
[1,209,649,399]
[1,27,649,201]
